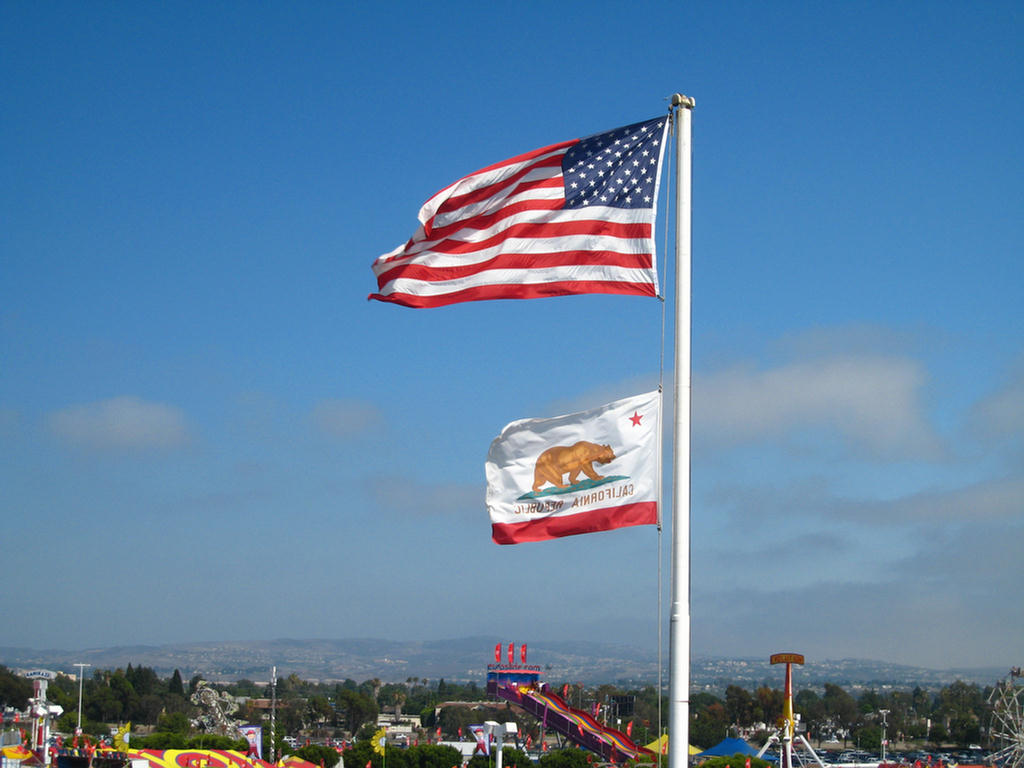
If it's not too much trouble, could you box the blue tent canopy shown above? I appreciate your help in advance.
[695,738,761,757]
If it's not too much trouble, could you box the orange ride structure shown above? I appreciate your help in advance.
[486,643,656,764]
[756,653,825,768]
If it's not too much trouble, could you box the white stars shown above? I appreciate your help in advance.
[561,117,663,210]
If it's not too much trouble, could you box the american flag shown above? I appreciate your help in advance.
[370,117,668,308]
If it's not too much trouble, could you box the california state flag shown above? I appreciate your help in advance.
[486,391,660,544]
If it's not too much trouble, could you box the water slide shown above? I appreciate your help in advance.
[490,682,655,763]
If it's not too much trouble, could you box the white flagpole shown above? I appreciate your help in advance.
[668,92,694,768]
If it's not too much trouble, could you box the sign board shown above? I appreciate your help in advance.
[24,670,57,681]
[769,653,805,665]
[609,695,636,716]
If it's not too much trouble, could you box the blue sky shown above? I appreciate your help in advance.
[2,2,1021,672]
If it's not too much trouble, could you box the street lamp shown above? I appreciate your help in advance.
[74,663,91,733]
[880,710,890,765]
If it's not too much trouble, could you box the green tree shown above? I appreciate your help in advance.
[858,690,882,716]
[939,681,983,721]
[336,688,378,735]
[406,745,463,768]
[823,684,859,746]
[537,748,592,768]
[699,756,772,768]
[137,732,189,749]
[155,711,192,735]
[295,745,340,768]
[187,734,249,751]
[133,693,166,724]
[169,670,185,696]
[725,685,754,728]
[631,685,666,741]
[56,710,105,738]
[46,673,79,714]
[691,694,728,749]
[126,665,161,697]
[108,670,138,721]
[347,738,376,768]
[929,723,948,747]
[753,686,783,728]
[307,695,335,734]
[911,687,933,719]
[497,748,532,768]
[0,667,32,709]
[948,716,981,747]
[794,690,825,744]
[852,724,881,752]
[88,681,124,722]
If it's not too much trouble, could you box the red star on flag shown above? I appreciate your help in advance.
[629,410,643,426]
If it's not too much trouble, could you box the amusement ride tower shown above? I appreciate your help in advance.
[757,653,825,768]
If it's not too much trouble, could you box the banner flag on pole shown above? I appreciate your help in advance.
[370,117,669,307]
[238,725,262,758]
[469,725,490,756]
[486,391,660,544]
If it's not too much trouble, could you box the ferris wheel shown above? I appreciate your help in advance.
[989,668,1024,768]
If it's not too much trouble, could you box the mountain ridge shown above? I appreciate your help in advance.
[0,638,1008,691]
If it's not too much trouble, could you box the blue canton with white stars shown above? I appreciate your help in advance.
[561,118,665,209]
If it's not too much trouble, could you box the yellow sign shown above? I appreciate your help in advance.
[114,723,132,751]
[770,653,804,665]
[373,728,387,756]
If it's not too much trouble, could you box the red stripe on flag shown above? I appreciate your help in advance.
[490,501,658,545]
[406,221,652,257]
[420,194,565,243]
[430,139,574,194]
[377,248,654,285]
[436,154,566,217]
[371,280,657,308]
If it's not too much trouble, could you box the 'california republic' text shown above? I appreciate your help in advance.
[514,483,635,515]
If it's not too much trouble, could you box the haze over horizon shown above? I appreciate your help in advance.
[2,637,1011,691]
[3,3,1021,671]
[0,639,1011,674]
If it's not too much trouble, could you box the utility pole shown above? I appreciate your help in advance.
[880,710,889,764]
[270,667,277,762]
[73,663,91,733]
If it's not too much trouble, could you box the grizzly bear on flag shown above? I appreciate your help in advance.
[531,441,616,493]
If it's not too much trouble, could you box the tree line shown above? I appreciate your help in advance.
[689,681,992,750]
[0,665,1000,753]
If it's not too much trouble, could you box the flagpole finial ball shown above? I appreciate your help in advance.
[670,93,695,108]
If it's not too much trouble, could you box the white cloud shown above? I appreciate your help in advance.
[310,398,381,438]
[47,396,191,449]
[885,475,1024,522]
[693,519,1024,669]
[967,369,1024,444]
[705,470,1023,529]
[694,355,943,459]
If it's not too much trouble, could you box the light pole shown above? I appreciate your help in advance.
[880,709,889,764]
[73,664,91,733]
[270,666,277,762]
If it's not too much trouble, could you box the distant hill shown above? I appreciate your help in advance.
[0,637,1008,691]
